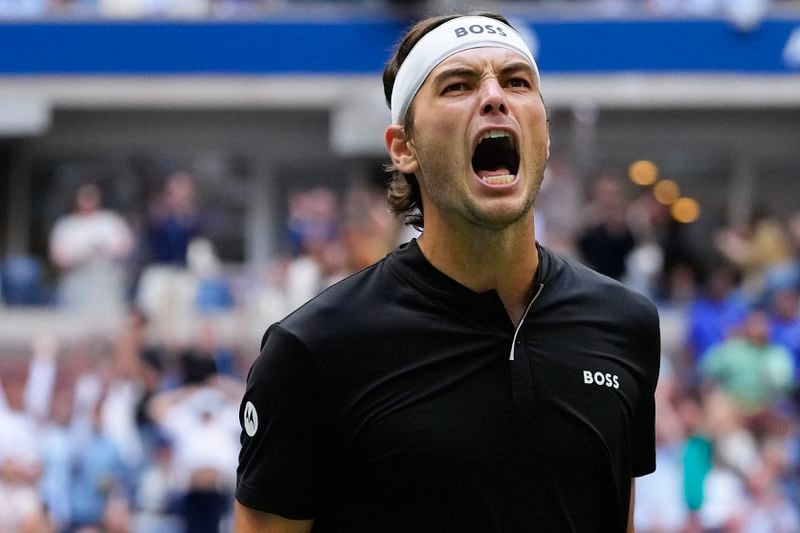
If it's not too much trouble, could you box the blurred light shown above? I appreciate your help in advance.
[653,179,680,205]
[671,197,701,223]
[628,160,658,186]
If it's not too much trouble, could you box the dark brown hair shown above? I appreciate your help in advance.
[382,12,513,228]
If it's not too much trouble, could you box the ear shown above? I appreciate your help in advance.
[385,125,419,175]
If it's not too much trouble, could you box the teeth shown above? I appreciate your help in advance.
[481,129,511,141]
[481,174,515,185]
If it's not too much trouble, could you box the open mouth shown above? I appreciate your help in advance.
[471,130,520,185]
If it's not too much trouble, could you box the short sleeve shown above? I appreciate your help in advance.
[235,324,331,519]
[631,303,661,477]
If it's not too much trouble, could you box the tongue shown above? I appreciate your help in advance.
[477,167,511,178]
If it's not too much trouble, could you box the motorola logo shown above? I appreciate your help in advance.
[244,401,259,437]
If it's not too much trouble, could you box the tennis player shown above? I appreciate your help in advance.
[235,12,660,532]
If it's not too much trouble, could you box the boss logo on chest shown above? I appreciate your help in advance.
[583,370,620,389]
[454,24,508,38]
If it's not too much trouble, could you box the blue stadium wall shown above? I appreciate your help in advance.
[0,16,798,76]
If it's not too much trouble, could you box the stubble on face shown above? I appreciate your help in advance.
[413,135,547,231]
[405,48,549,234]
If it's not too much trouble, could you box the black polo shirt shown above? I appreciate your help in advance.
[237,239,660,532]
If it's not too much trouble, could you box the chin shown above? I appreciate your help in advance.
[465,200,534,230]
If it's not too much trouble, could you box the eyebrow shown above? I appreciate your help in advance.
[431,66,478,86]
[500,61,536,77]
[431,60,536,86]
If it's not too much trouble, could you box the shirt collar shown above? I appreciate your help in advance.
[389,238,550,303]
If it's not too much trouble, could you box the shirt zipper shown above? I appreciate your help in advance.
[509,283,544,361]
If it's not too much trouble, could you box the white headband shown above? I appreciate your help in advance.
[390,16,539,124]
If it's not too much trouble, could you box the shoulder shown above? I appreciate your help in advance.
[261,254,400,366]
[540,245,658,327]
[538,245,661,382]
[249,251,409,396]
[251,323,322,393]
[281,257,392,330]
[51,214,77,232]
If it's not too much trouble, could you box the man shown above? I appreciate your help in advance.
[49,181,134,311]
[236,13,660,532]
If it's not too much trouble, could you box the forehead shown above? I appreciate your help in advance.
[429,47,533,77]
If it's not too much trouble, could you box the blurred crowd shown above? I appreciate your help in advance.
[0,320,245,533]
[0,0,793,22]
[538,161,800,532]
[0,170,408,532]
[0,171,261,531]
[0,160,799,532]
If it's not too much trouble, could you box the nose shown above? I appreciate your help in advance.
[479,78,508,116]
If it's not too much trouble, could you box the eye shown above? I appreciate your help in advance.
[442,82,469,94]
[508,77,531,89]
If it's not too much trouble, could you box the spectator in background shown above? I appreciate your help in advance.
[341,184,400,271]
[769,288,800,380]
[147,170,204,267]
[783,413,800,518]
[50,183,134,312]
[534,154,582,256]
[40,386,76,530]
[138,172,210,341]
[69,397,130,531]
[135,346,169,456]
[633,364,689,532]
[133,434,183,533]
[102,326,156,488]
[701,310,794,414]
[187,237,234,314]
[715,208,795,304]
[688,261,749,363]
[0,336,57,532]
[49,182,135,312]
[677,390,713,529]
[697,388,756,531]
[65,335,143,523]
[577,174,636,280]
[195,320,238,378]
[148,360,242,533]
[741,437,800,532]
[284,186,342,311]
[106,308,169,461]
[285,187,338,259]
[624,191,669,298]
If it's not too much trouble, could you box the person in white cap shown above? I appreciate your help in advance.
[235,12,660,533]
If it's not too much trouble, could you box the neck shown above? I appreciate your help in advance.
[417,214,539,325]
